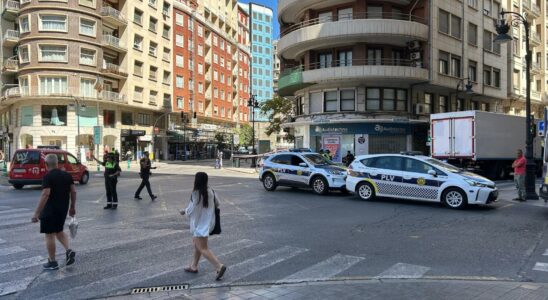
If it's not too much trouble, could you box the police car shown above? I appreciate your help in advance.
[346,154,498,209]
[259,152,347,195]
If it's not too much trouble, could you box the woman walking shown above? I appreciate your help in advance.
[180,172,227,280]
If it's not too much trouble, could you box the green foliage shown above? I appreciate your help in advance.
[214,132,227,150]
[237,124,254,146]
[259,95,294,137]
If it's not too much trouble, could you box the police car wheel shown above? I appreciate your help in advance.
[356,182,375,201]
[443,188,467,209]
[311,176,328,195]
[263,173,277,191]
[79,172,89,185]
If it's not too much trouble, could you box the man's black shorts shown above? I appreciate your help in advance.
[40,217,65,234]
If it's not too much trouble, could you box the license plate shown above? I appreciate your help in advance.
[13,169,26,174]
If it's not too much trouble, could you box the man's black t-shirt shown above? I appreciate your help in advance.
[40,169,73,219]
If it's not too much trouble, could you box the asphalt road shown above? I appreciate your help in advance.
[1,167,548,299]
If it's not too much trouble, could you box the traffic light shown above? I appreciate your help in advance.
[531,123,537,136]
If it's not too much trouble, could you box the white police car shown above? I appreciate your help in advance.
[259,152,347,195]
[346,154,498,209]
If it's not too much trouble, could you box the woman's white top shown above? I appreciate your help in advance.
[183,187,219,237]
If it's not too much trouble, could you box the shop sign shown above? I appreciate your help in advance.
[373,124,406,134]
[200,124,218,130]
[355,134,369,156]
[139,135,153,142]
[121,129,146,137]
[311,123,412,136]
[93,126,102,145]
[322,135,342,163]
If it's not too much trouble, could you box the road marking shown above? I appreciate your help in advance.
[0,208,31,215]
[38,239,262,300]
[190,245,308,288]
[0,212,34,220]
[543,249,548,256]
[0,246,27,256]
[499,203,514,209]
[0,206,13,210]
[74,229,184,254]
[0,256,44,274]
[0,218,31,227]
[376,263,430,279]
[0,277,35,296]
[533,262,548,272]
[278,253,364,283]
[0,238,5,244]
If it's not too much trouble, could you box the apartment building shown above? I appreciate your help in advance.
[277,0,513,160]
[0,0,173,161]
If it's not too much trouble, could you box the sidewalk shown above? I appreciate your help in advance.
[109,278,548,299]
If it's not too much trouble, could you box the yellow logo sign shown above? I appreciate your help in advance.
[297,170,302,176]
[417,178,426,186]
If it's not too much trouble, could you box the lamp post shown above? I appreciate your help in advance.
[494,10,538,200]
[455,78,474,110]
[247,94,259,167]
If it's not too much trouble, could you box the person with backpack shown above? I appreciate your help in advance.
[180,172,227,281]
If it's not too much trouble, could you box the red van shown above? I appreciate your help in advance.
[8,148,89,189]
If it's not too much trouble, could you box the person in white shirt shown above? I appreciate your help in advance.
[181,172,227,280]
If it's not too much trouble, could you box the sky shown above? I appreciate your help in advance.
[238,0,280,39]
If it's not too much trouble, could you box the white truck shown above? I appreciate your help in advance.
[430,111,542,180]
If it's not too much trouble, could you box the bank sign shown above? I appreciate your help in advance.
[310,123,411,136]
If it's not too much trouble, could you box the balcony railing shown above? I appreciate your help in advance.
[281,58,419,75]
[101,62,128,77]
[2,57,18,71]
[101,7,127,25]
[2,29,19,43]
[102,34,125,51]
[2,0,19,12]
[102,91,126,103]
[3,86,20,98]
[281,12,426,37]
[531,31,541,44]
[20,0,30,4]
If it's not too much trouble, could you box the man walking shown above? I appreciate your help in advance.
[512,149,526,202]
[31,154,76,270]
[135,151,157,200]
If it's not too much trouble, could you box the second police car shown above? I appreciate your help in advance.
[346,153,498,209]
[259,152,347,195]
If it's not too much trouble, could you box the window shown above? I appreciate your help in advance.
[367,6,383,19]
[122,112,133,125]
[198,82,203,93]
[149,17,157,32]
[134,87,144,102]
[19,45,30,63]
[396,89,407,111]
[149,0,157,8]
[79,18,96,36]
[319,53,333,69]
[149,42,158,57]
[450,15,461,39]
[78,49,97,67]
[163,71,170,85]
[424,93,433,113]
[338,50,352,66]
[19,77,29,96]
[149,66,157,81]
[42,106,67,126]
[198,44,203,56]
[403,158,436,174]
[367,49,382,65]
[483,30,492,51]
[188,18,193,30]
[439,95,448,113]
[79,0,95,8]
[176,54,183,67]
[176,75,184,88]
[39,45,67,62]
[19,15,30,33]
[162,1,170,16]
[271,154,292,165]
[134,60,143,76]
[176,34,184,47]
[340,89,355,111]
[134,9,143,25]
[468,23,477,46]
[367,88,380,110]
[149,91,157,104]
[468,0,478,8]
[439,10,461,39]
[103,110,115,128]
[439,10,449,34]
[466,61,477,82]
[176,97,183,109]
[162,25,170,39]
[451,55,461,77]
[383,89,395,111]
[439,51,449,75]
[80,78,96,98]
[39,15,67,32]
[493,68,500,87]
[371,156,403,171]
[134,34,143,50]
[137,113,152,126]
[483,66,491,86]
[176,13,184,26]
[163,47,170,61]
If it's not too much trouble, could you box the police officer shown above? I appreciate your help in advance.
[134,151,157,201]
[92,153,121,209]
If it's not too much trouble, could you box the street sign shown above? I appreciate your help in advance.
[93,126,102,145]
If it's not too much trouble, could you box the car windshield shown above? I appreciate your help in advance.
[303,154,332,166]
[425,158,461,173]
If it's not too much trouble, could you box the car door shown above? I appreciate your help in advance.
[401,157,444,201]
[269,154,293,185]
[65,153,80,181]
[288,154,310,186]
[368,156,404,197]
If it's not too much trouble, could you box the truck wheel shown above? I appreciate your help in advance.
[13,184,23,190]
[442,188,467,209]
[356,182,375,201]
[262,173,277,191]
[311,176,328,195]
[79,172,89,185]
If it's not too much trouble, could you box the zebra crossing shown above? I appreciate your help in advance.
[0,203,438,299]
[533,248,548,273]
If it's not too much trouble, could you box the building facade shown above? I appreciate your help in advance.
[0,0,173,161]
[277,0,518,162]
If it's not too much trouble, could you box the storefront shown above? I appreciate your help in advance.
[121,129,146,160]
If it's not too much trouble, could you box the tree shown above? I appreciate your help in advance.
[260,95,295,140]
[237,124,254,146]
[214,132,227,150]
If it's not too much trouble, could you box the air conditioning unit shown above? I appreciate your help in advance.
[410,52,421,60]
[407,40,420,50]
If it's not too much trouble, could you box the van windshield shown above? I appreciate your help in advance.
[13,151,40,165]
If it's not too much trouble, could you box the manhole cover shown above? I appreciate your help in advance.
[131,284,189,294]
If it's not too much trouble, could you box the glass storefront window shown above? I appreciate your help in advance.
[41,105,67,126]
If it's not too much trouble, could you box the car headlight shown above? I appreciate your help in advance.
[328,170,345,175]
[464,179,488,187]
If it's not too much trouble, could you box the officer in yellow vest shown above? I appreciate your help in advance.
[92,153,122,209]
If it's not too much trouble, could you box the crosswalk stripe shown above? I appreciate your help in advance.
[0,256,44,274]
[0,246,27,256]
[0,206,13,210]
[533,262,548,272]
[38,239,262,300]
[0,218,31,227]
[278,253,364,283]
[0,238,5,244]
[0,208,30,215]
[189,245,308,288]
[0,277,35,297]
[0,212,33,220]
[376,263,430,279]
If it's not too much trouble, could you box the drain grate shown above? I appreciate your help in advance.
[131,284,189,294]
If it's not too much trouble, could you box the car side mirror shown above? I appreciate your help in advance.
[299,162,308,168]
[428,169,437,177]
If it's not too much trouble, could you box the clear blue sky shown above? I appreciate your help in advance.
[238,0,280,39]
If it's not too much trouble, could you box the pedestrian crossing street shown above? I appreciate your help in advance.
[0,204,448,299]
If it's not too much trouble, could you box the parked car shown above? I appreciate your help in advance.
[259,152,347,195]
[8,148,89,189]
[346,153,498,209]
[237,147,250,154]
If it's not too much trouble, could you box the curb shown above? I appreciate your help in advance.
[224,168,257,175]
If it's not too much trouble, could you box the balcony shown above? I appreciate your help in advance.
[530,31,541,46]
[101,62,128,79]
[102,91,126,103]
[278,59,428,97]
[2,86,20,98]
[101,7,127,27]
[1,0,19,21]
[2,29,19,47]
[1,57,18,73]
[102,35,127,53]
[523,0,541,18]
[205,54,211,65]
[278,13,428,60]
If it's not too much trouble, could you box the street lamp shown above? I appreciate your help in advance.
[247,94,259,167]
[454,78,474,110]
[494,10,539,200]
